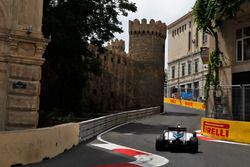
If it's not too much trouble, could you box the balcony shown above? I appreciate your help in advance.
[200,47,209,64]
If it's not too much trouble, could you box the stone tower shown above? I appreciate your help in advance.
[107,39,125,54]
[129,19,167,109]
[0,0,46,130]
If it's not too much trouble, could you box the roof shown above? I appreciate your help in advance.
[168,11,192,29]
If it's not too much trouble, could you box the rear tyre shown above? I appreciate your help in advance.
[189,137,198,153]
[155,135,165,151]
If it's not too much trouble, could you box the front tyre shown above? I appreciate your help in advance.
[155,135,165,151]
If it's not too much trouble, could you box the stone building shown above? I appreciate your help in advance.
[167,12,214,101]
[88,19,166,111]
[207,2,250,120]
[0,0,46,130]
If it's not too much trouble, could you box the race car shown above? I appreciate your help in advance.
[155,124,198,153]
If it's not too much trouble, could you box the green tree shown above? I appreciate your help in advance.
[193,0,247,102]
[40,0,137,121]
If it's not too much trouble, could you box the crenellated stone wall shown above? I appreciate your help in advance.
[129,19,166,109]
[129,19,166,62]
[89,19,167,111]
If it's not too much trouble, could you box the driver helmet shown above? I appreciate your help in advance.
[177,123,181,128]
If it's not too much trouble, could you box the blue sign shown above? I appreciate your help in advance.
[181,92,192,99]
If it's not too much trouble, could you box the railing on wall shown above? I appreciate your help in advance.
[79,107,160,142]
[205,85,250,121]
[0,107,160,167]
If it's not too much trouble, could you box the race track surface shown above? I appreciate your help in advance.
[26,104,250,167]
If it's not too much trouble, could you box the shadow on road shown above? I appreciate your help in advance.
[162,112,200,117]
[157,148,203,154]
[111,122,171,135]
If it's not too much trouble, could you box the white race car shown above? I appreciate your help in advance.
[155,124,198,153]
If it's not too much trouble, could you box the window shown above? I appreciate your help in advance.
[189,21,192,28]
[236,26,250,61]
[193,82,199,99]
[172,66,175,79]
[237,40,243,61]
[187,83,192,93]
[171,87,178,98]
[244,38,250,60]
[111,57,114,62]
[180,85,185,93]
[118,58,120,64]
[194,82,199,88]
[188,61,192,75]
[182,63,186,76]
[202,32,208,45]
[196,32,199,47]
[188,31,191,51]
[194,59,199,73]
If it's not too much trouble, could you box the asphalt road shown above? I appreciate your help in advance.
[26,103,250,167]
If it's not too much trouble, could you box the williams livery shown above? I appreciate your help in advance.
[155,124,198,153]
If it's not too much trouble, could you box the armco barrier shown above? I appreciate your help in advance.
[79,107,160,142]
[0,123,79,167]
[0,107,160,167]
[164,98,205,111]
[201,117,250,144]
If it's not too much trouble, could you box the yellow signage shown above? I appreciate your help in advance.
[164,98,205,111]
[201,117,250,144]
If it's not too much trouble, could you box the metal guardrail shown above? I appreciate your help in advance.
[0,107,160,167]
[79,106,160,142]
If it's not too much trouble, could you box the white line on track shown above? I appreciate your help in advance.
[92,123,169,167]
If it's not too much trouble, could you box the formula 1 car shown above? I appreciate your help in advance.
[155,124,198,153]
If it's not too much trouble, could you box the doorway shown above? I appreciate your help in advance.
[232,71,250,121]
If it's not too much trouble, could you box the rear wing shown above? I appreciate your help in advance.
[168,127,187,131]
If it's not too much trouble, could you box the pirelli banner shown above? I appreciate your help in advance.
[201,117,250,144]
[164,98,205,111]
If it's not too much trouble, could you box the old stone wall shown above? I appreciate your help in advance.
[89,19,166,111]
[0,0,46,130]
[129,19,166,109]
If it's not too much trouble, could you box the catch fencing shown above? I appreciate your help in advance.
[164,86,205,103]
[164,84,250,121]
[206,85,250,121]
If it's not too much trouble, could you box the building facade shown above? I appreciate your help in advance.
[88,19,167,111]
[209,2,250,120]
[167,12,213,101]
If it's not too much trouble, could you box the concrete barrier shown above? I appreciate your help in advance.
[0,123,79,167]
[164,98,205,111]
[0,107,160,167]
[201,117,250,144]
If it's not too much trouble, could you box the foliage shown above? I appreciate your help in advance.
[40,0,137,120]
[193,0,244,35]
[192,0,247,100]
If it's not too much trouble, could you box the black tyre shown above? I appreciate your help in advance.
[189,137,198,153]
[155,135,165,151]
